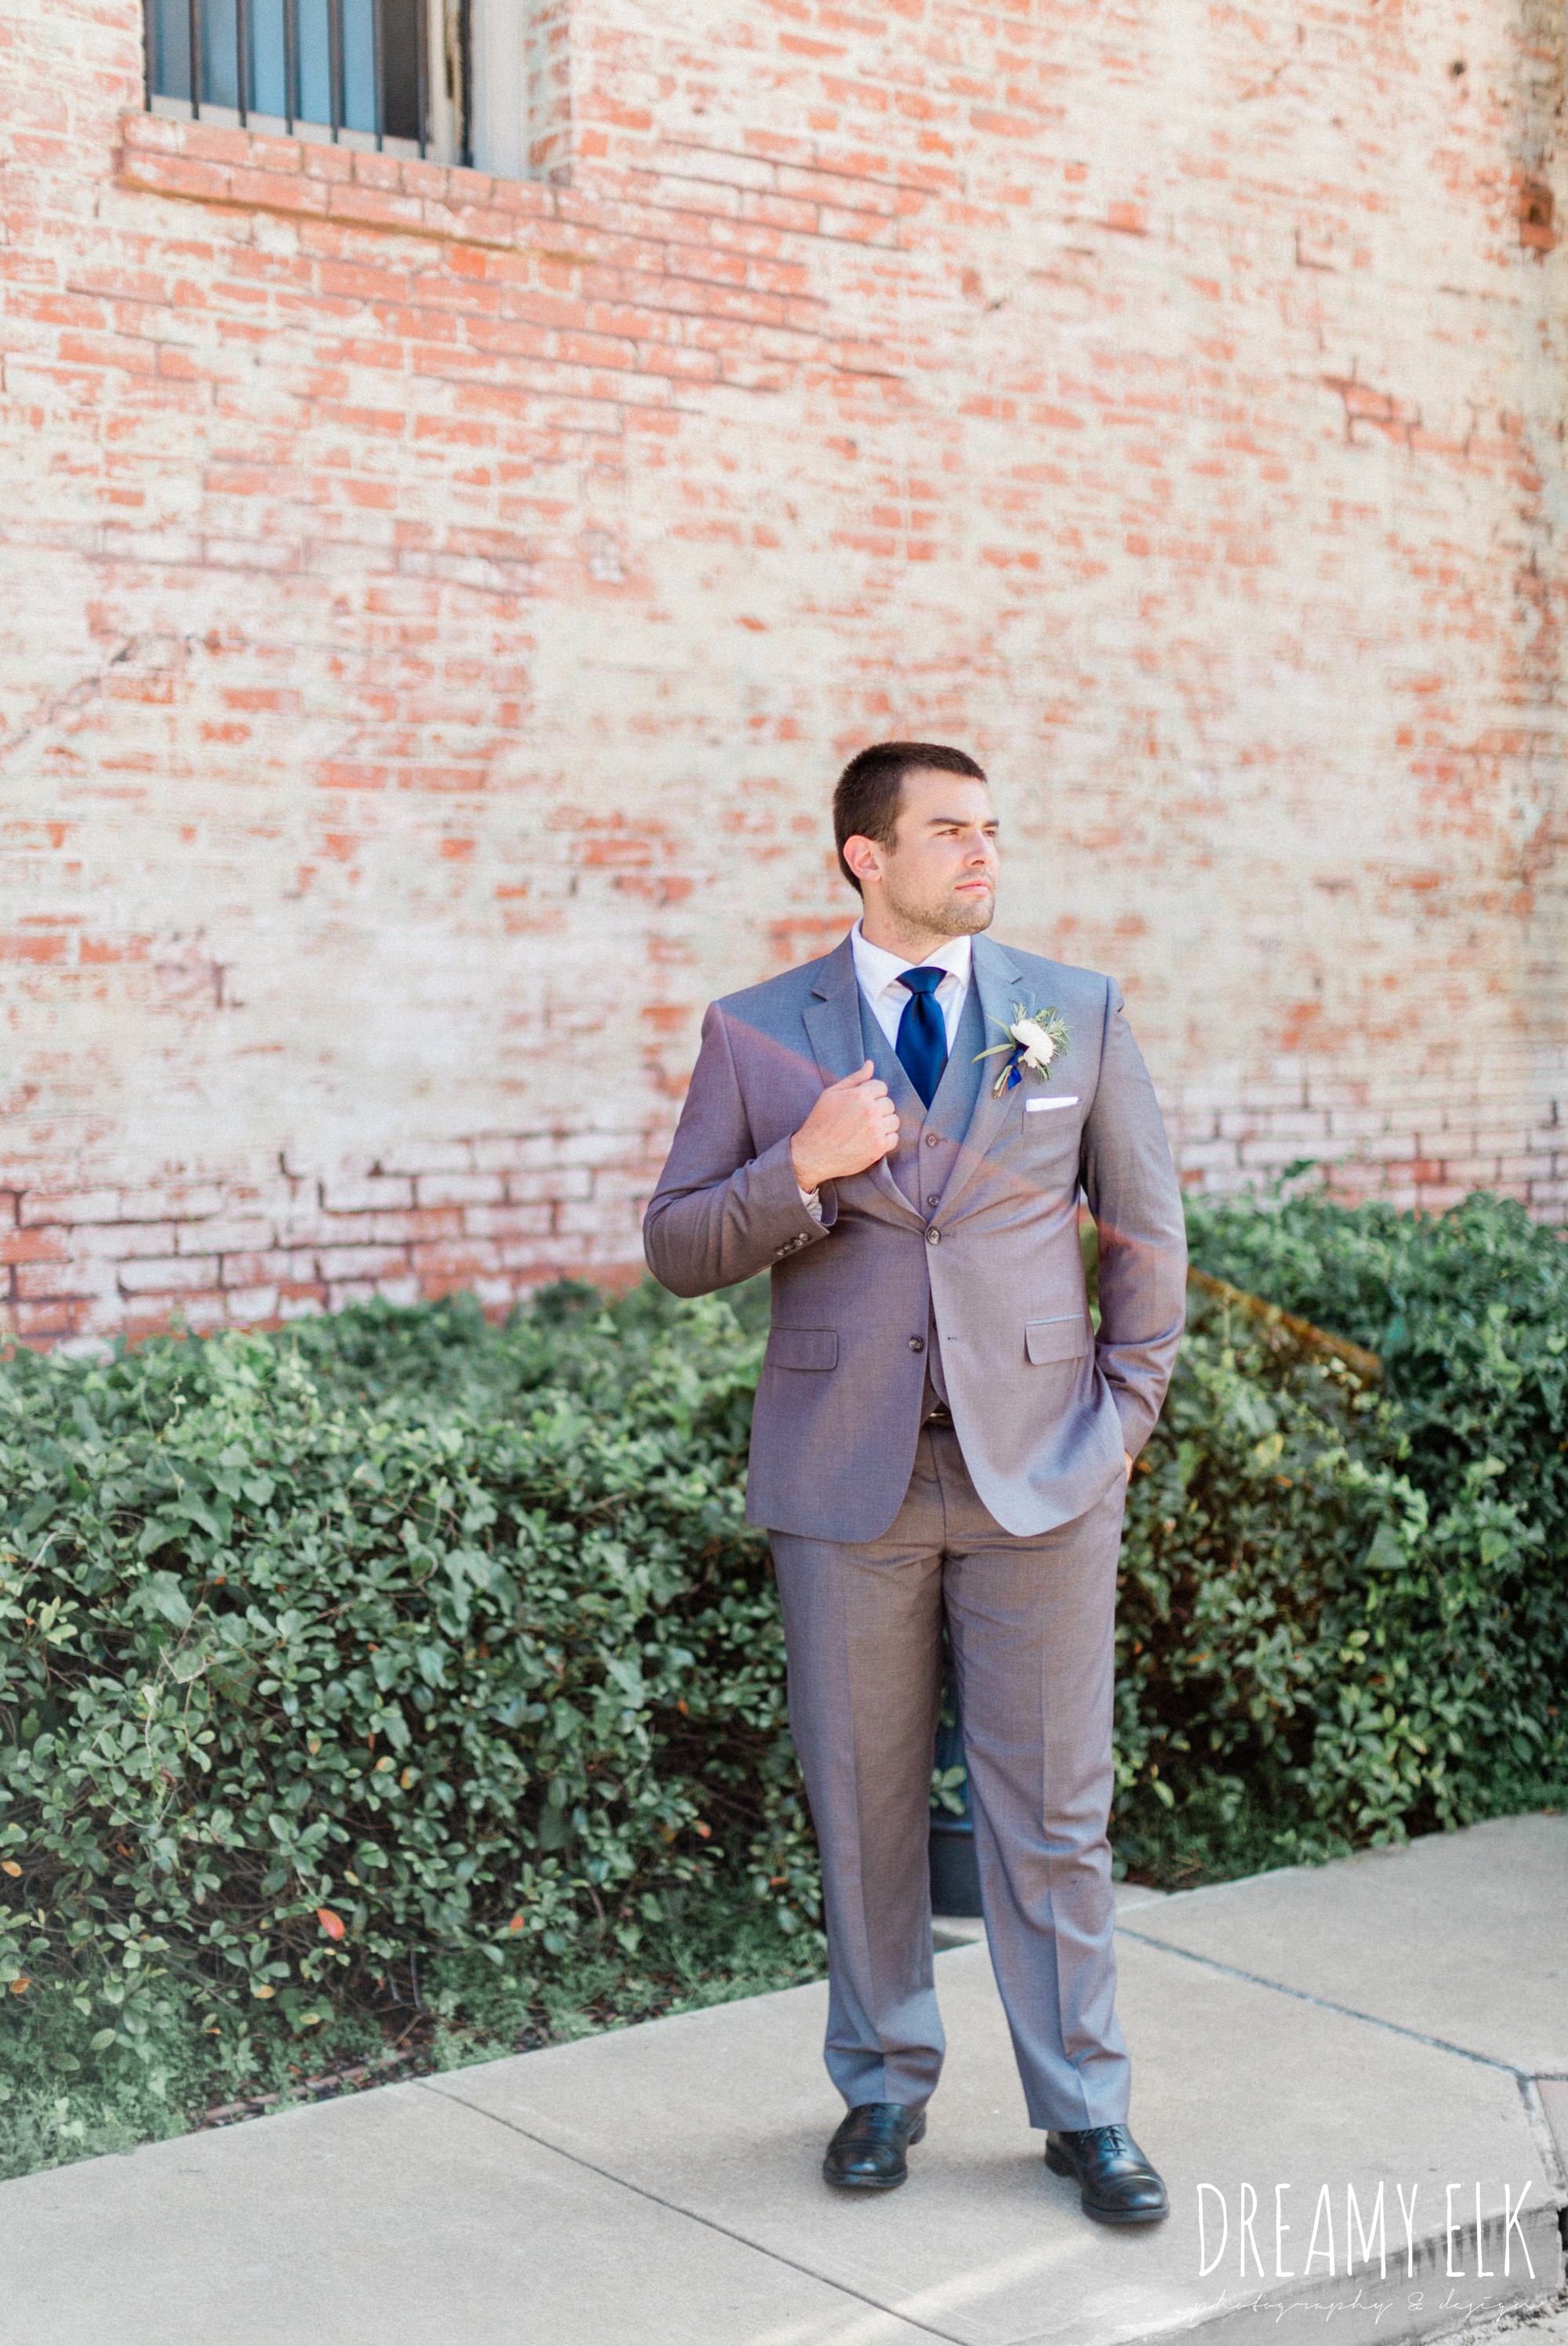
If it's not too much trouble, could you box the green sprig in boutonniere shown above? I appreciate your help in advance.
[975,1002,1071,1098]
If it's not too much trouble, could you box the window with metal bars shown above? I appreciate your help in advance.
[143,0,470,162]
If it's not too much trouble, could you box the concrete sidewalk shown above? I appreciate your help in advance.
[4,1817,1565,2346]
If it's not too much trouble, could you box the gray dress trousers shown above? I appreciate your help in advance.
[771,1422,1129,2132]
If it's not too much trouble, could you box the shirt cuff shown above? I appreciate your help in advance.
[797,1186,824,1223]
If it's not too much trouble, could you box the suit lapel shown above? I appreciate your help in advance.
[802,937,923,1222]
[935,935,1026,1218]
[800,935,866,1084]
[857,987,919,1112]
[858,989,924,1205]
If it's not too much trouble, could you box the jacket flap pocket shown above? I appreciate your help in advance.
[1025,1315,1090,1367]
[766,1325,839,1372]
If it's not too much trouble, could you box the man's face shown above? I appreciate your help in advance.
[853,768,1000,940]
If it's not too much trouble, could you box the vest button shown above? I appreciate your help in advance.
[926,1227,941,1245]
[908,1335,924,1353]
[927,1194,940,1208]
[924,1133,941,1147]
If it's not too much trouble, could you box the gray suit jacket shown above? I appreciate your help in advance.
[642,933,1187,1542]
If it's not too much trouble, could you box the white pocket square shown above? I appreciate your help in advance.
[1025,1095,1078,1113]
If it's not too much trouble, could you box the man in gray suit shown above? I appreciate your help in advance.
[643,743,1186,2223]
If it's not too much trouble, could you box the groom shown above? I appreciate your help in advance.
[643,743,1186,2223]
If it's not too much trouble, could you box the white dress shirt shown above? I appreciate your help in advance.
[798,925,975,1215]
[848,922,973,1052]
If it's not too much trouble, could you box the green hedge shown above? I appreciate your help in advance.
[2,1196,1564,2134]
[1140,1189,1568,1872]
[0,1286,816,2075]
[1185,1188,1568,1571]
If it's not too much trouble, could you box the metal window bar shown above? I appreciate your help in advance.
[457,0,470,168]
[283,0,297,133]
[413,0,427,158]
[144,0,428,152]
[328,0,342,140]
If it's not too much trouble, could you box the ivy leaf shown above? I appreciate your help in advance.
[127,1572,194,1630]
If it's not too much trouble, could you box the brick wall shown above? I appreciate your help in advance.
[2,0,1566,1344]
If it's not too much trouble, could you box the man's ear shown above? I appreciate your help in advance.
[840,833,883,889]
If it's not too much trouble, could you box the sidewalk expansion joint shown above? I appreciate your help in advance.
[1115,1926,1538,2081]
[416,2078,971,2345]
[1116,1927,1568,2208]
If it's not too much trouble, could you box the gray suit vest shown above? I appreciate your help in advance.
[858,979,989,1407]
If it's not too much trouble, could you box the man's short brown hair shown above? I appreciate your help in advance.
[832,742,988,894]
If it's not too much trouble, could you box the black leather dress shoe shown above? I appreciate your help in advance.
[1045,2125,1169,2224]
[822,2103,927,2191]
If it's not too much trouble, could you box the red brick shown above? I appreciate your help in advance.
[14,1298,95,1339]
[217,1250,319,1287]
[119,1255,220,1295]
[0,1226,71,1266]
[463,1204,554,1240]
[122,1289,229,1333]
[19,1187,122,1226]
[412,1171,505,1208]
[314,1244,412,1282]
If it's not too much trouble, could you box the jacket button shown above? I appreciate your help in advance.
[909,1335,924,1353]
[926,1227,940,1245]
[924,1133,941,1148]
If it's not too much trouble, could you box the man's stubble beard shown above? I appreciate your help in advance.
[884,872,997,949]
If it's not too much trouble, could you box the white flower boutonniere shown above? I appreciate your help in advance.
[975,1002,1071,1098]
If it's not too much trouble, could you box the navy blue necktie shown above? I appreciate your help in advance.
[895,967,948,1109]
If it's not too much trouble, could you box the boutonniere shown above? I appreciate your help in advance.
[975,1002,1071,1097]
